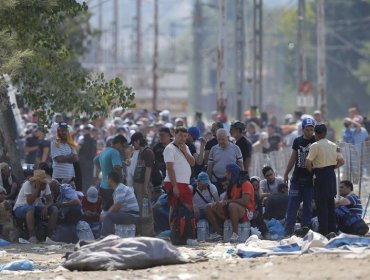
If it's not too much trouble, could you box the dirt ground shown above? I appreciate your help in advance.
[1,241,370,280]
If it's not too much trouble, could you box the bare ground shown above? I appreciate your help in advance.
[1,242,370,280]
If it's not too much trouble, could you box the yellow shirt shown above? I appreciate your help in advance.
[306,138,341,168]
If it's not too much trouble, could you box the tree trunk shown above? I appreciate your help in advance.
[0,85,24,182]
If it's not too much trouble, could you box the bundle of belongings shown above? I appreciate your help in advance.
[63,235,187,271]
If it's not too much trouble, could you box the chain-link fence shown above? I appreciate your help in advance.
[250,140,370,219]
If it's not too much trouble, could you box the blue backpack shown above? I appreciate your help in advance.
[335,206,369,235]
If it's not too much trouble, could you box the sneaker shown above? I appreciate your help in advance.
[28,236,38,243]
[186,239,199,246]
[230,232,240,243]
[208,233,223,242]
[294,226,310,238]
[325,232,337,240]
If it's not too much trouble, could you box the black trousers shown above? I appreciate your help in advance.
[314,195,336,236]
[99,188,114,211]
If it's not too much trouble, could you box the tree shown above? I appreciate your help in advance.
[0,0,135,180]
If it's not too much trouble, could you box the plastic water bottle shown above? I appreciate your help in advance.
[142,197,150,218]
[115,224,136,238]
[76,221,95,241]
[223,220,233,242]
[197,219,209,242]
[238,222,251,242]
[0,259,34,271]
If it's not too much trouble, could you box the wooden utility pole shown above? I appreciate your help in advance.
[152,0,159,111]
[113,0,119,64]
[317,0,327,120]
[217,0,226,115]
[136,0,142,64]
[193,0,203,113]
[253,0,263,110]
[235,0,245,120]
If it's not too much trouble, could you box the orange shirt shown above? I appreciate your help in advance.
[230,181,255,211]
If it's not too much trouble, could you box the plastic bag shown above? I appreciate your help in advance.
[267,218,285,240]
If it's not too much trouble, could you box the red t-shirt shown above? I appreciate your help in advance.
[230,181,255,211]
[82,196,103,222]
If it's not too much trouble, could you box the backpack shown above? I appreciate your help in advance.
[192,184,216,204]
[335,205,369,235]
[170,201,196,245]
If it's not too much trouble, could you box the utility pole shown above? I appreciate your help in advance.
[253,0,263,110]
[217,0,226,115]
[152,0,159,111]
[235,0,245,121]
[170,22,177,64]
[193,0,203,113]
[297,0,306,86]
[136,0,142,64]
[97,0,103,66]
[113,0,119,64]
[317,0,327,120]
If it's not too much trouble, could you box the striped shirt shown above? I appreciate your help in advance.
[113,183,139,214]
[345,193,363,218]
[50,141,76,179]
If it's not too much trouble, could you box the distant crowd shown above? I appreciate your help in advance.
[0,105,369,244]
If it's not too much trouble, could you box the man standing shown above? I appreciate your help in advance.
[50,122,78,183]
[230,121,252,173]
[152,127,172,178]
[24,127,39,165]
[163,127,195,211]
[131,132,155,236]
[207,128,244,194]
[34,127,51,166]
[306,124,344,237]
[284,118,316,236]
[94,134,127,211]
[78,126,97,192]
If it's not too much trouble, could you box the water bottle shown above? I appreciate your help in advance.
[197,219,209,242]
[76,221,95,241]
[223,220,233,242]
[142,197,150,218]
[115,224,136,238]
[238,222,251,243]
[0,259,34,271]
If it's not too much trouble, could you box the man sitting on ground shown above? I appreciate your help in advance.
[263,183,289,221]
[50,180,82,225]
[101,171,140,236]
[192,172,219,220]
[335,180,369,235]
[206,163,254,243]
[13,170,58,243]
[0,162,19,201]
[82,186,103,237]
[259,166,284,201]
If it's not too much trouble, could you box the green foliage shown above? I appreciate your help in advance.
[0,0,135,126]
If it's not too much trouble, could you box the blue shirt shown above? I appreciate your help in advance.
[95,147,122,189]
[113,184,139,214]
[342,128,353,144]
[58,184,78,203]
[345,193,363,218]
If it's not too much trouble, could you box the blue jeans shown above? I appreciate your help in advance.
[14,205,55,219]
[285,183,313,231]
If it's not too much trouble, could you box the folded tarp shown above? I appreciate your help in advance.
[63,235,187,271]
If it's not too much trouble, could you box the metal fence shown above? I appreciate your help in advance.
[250,140,370,219]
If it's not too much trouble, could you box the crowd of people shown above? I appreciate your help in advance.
[0,105,369,244]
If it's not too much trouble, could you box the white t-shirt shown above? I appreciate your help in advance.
[191,183,218,209]
[13,181,51,210]
[163,143,192,184]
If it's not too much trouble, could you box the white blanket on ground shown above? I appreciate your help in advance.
[237,230,370,258]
